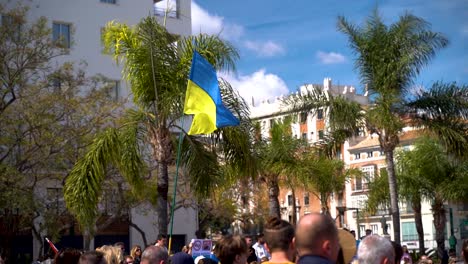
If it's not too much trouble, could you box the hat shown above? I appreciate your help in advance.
[171,252,194,264]
[194,255,205,264]
[338,229,357,264]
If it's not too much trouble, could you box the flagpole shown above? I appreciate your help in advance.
[168,118,185,254]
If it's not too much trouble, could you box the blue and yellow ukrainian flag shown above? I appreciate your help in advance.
[183,51,240,135]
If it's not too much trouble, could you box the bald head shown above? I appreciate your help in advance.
[141,246,168,264]
[295,213,339,261]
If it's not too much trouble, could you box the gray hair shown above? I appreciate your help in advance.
[358,235,395,264]
[141,246,168,264]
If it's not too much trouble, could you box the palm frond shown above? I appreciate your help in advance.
[407,82,468,158]
[178,34,239,73]
[179,135,220,197]
[64,128,121,230]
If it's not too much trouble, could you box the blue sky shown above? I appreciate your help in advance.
[191,0,467,103]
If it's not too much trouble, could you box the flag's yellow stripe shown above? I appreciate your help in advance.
[184,80,217,135]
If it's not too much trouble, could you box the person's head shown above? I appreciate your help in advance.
[115,242,125,253]
[54,248,82,264]
[350,230,356,238]
[170,252,194,264]
[365,229,372,236]
[141,245,168,264]
[419,255,433,264]
[79,251,106,264]
[294,213,340,262]
[131,245,142,258]
[156,234,168,247]
[256,233,265,244]
[462,239,468,263]
[244,235,253,247]
[358,235,395,264]
[96,245,123,264]
[391,242,403,264]
[214,235,249,264]
[402,245,408,253]
[124,255,134,264]
[264,217,295,259]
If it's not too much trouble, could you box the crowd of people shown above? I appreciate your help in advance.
[27,213,468,264]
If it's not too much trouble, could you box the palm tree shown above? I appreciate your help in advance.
[287,10,460,243]
[398,138,467,260]
[298,150,361,215]
[254,118,304,218]
[63,16,254,241]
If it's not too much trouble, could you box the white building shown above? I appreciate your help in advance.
[2,0,194,259]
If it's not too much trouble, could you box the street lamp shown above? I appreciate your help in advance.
[336,206,361,239]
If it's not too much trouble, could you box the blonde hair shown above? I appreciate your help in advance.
[96,245,123,264]
[130,245,142,259]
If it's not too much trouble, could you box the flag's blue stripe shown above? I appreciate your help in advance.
[189,52,221,105]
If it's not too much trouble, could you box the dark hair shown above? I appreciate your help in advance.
[463,239,468,263]
[392,241,403,264]
[264,217,294,252]
[158,234,167,240]
[79,251,106,264]
[54,248,82,264]
[336,248,345,264]
[214,235,248,264]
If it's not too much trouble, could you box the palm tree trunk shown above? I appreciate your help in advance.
[432,198,446,261]
[385,149,401,244]
[320,193,330,216]
[157,161,169,235]
[291,188,297,224]
[412,196,425,254]
[267,176,280,218]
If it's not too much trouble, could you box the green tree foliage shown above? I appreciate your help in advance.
[299,150,361,215]
[366,137,468,258]
[397,138,467,259]
[254,117,304,218]
[64,16,255,236]
[286,9,466,243]
[0,4,125,259]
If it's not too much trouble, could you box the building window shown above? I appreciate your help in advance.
[367,151,373,158]
[304,193,309,206]
[354,177,363,191]
[100,0,116,3]
[354,153,361,160]
[402,222,418,241]
[370,224,379,235]
[287,195,293,206]
[380,150,385,156]
[317,109,323,120]
[47,188,65,213]
[2,15,22,41]
[111,80,120,100]
[154,0,178,18]
[318,130,324,140]
[53,22,71,48]
[299,112,307,123]
[52,79,62,92]
[359,225,366,238]
[302,133,307,140]
[361,166,375,181]
[269,119,275,128]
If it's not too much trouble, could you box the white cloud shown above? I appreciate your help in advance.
[191,1,244,40]
[316,51,346,64]
[244,40,285,57]
[220,69,289,103]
